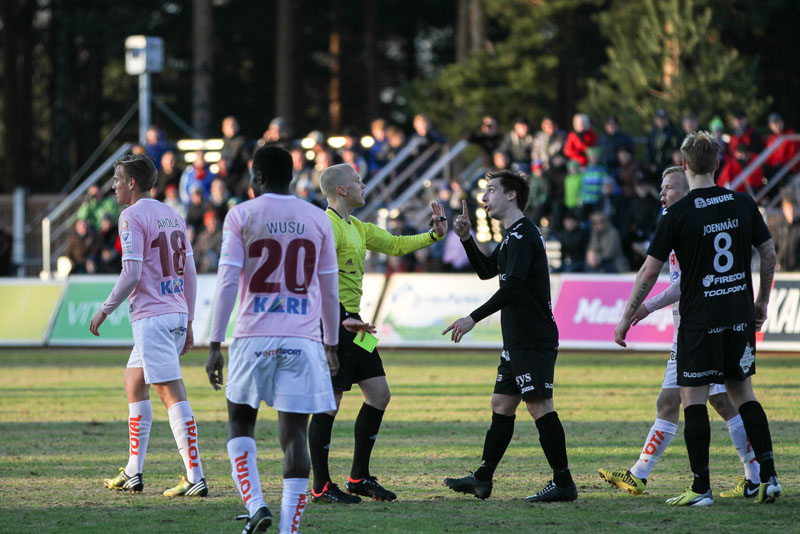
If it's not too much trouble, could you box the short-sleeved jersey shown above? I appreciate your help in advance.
[495,217,559,349]
[118,198,194,321]
[648,186,771,329]
[219,193,338,340]
[326,208,435,314]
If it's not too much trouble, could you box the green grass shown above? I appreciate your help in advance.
[0,348,798,533]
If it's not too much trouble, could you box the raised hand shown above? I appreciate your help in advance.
[342,317,377,342]
[453,199,471,241]
[430,202,448,237]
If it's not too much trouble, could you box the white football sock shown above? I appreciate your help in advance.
[279,478,309,534]
[125,400,152,476]
[167,401,204,483]
[228,436,266,517]
[726,414,760,481]
[630,418,677,480]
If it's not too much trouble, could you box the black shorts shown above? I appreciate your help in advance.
[676,322,756,386]
[331,305,386,391]
[493,347,557,401]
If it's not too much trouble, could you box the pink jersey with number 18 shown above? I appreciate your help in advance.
[118,198,194,321]
[218,193,338,341]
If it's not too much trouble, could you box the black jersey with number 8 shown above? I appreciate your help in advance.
[647,185,771,330]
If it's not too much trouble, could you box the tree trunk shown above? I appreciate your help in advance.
[51,0,73,185]
[362,0,378,121]
[2,0,19,192]
[18,0,34,188]
[467,0,485,55]
[274,0,294,128]
[192,0,214,137]
[328,0,342,132]
[456,0,469,63]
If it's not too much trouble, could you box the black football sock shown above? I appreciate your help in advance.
[683,404,711,493]
[534,411,573,487]
[473,412,515,482]
[738,400,776,481]
[309,413,335,493]
[350,403,384,480]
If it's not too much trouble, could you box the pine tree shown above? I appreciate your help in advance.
[583,0,770,134]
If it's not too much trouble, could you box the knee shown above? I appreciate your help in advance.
[367,389,391,411]
[656,394,681,419]
[490,398,515,416]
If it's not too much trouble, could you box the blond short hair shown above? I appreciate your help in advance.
[320,163,357,198]
[661,165,689,192]
[680,131,720,176]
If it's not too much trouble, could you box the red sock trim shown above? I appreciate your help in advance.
[347,476,363,483]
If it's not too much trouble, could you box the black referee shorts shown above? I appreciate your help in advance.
[493,347,557,401]
[331,304,386,392]
[676,322,756,387]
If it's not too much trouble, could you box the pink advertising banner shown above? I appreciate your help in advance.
[553,274,674,350]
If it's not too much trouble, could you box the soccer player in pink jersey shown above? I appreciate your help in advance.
[205,146,370,534]
[89,154,207,497]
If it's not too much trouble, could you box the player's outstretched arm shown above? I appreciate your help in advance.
[363,202,446,257]
[755,238,777,331]
[632,279,681,326]
[89,259,143,336]
[614,255,663,347]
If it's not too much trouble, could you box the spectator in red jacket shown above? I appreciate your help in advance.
[564,113,597,167]
[765,112,799,177]
[728,110,764,160]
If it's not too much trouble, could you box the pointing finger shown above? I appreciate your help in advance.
[461,199,468,216]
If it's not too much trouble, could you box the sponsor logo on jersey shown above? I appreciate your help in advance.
[252,295,309,315]
[703,218,739,236]
[254,348,302,359]
[121,220,129,230]
[740,343,755,373]
[694,193,733,209]
[160,278,185,295]
[671,271,679,282]
[707,323,747,334]
[702,271,745,287]
[496,373,503,382]
[704,283,747,298]
[220,230,231,257]
[501,350,510,361]
[509,231,523,240]
[120,231,134,255]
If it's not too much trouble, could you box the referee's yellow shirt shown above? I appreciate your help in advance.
[326,208,441,314]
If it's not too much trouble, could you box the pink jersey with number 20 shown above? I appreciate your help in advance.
[219,193,338,341]
[119,198,194,321]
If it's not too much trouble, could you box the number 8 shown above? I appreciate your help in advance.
[713,232,733,273]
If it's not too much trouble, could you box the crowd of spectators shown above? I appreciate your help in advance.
[66,108,800,276]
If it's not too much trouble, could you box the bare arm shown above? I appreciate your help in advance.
[755,238,777,330]
[614,255,664,347]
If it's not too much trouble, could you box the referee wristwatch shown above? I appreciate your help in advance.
[429,229,444,242]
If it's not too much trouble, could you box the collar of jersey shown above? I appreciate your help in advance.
[262,193,295,198]
[327,207,351,224]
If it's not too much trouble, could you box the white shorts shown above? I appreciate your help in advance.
[226,336,336,413]
[127,313,188,384]
[662,347,726,396]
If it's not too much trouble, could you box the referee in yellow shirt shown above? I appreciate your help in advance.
[309,163,448,504]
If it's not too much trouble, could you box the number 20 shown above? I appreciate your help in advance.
[248,238,316,294]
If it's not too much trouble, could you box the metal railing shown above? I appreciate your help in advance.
[40,143,134,279]
[729,134,800,194]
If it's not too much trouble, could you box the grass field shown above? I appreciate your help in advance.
[0,348,798,533]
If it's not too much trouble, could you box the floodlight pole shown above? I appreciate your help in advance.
[139,72,151,146]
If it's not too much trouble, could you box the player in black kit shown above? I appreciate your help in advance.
[615,131,780,506]
[442,169,576,503]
